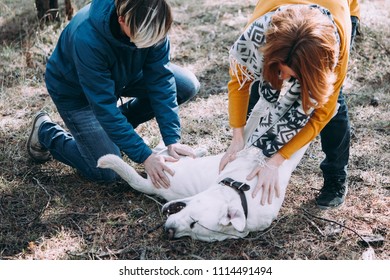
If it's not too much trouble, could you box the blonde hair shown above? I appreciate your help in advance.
[115,0,173,48]
[262,6,338,113]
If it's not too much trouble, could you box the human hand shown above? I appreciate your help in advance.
[144,153,178,188]
[247,153,285,205]
[167,143,196,159]
[247,163,280,205]
[219,127,245,173]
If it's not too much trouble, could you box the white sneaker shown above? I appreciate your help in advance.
[26,111,52,163]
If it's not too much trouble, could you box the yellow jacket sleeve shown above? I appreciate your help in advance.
[228,67,251,128]
[349,0,361,19]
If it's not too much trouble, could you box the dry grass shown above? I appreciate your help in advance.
[0,0,389,260]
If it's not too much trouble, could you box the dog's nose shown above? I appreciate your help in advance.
[165,227,176,240]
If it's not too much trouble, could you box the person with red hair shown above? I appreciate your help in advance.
[220,0,360,209]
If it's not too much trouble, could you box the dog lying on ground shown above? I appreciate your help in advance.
[97,144,308,242]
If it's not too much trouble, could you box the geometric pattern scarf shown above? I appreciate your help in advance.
[245,79,313,157]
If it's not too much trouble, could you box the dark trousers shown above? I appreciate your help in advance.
[320,16,359,179]
[319,91,350,179]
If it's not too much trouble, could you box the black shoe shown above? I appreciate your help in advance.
[316,177,348,209]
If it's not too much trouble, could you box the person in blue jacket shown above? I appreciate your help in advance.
[26,0,200,188]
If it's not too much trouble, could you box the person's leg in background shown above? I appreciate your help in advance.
[316,16,360,209]
[350,16,360,50]
[316,91,350,208]
[120,64,200,128]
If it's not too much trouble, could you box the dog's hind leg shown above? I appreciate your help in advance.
[97,154,157,195]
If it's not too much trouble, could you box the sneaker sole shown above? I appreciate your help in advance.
[316,188,348,210]
[26,112,51,163]
[316,203,344,210]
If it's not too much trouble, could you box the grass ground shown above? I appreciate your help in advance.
[0,0,389,260]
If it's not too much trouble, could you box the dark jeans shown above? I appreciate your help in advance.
[39,63,200,182]
[119,64,200,127]
[319,91,350,179]
[320,16,359,180]
[40,107,122,182]
[350,16,359,49]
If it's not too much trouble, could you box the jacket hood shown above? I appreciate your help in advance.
[89,0,132,47]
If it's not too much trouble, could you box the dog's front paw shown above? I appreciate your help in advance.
[194,147,208,157]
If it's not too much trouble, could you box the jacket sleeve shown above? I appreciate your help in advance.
[142,38,181,146]
[73,34,152,163]
[227,67,251,128]
[348,0,360,19]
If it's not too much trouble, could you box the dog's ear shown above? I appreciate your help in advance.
[219,206,246,232]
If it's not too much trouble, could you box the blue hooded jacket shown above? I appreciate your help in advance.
[45,0,180,163]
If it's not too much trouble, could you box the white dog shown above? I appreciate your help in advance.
[97,144,308,242]
[97,92,313,242]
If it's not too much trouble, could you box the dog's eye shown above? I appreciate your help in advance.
[190,221,197,229]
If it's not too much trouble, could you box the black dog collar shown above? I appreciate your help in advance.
[219,177,250,218]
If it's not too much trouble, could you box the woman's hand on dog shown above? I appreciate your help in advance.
[219,127,245,173]
[248,153,286,205]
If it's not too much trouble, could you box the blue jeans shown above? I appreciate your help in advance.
[39,64,200,182]
[119,64,200,127]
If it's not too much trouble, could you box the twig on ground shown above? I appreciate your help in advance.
[32,177,51,222]
[140,248,146,260]
[301,208,370,247]
[1,177,52,228]
[70,218,84,240]
[301,214,325,236]
[69,245,136,259]
[144,194,164,207]
[190,254,205,260]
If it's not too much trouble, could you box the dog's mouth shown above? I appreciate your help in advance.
[162,201,186,216]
